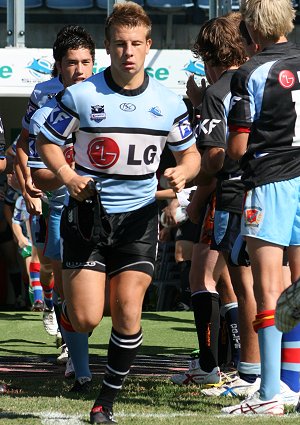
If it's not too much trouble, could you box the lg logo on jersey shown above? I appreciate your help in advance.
[88,137,157,169]
[200,119,221,135]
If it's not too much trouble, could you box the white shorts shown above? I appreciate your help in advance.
[241,177,300,246]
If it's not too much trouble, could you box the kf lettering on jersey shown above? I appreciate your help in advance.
[127,145,157,165]
[49,107,71,125]
[229,95,242,111]
[200,119,221,135]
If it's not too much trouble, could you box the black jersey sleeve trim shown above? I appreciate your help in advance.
[58,98,80,120]
[166,132,194,147]
[43,122,68,142]
[173,111,190,125]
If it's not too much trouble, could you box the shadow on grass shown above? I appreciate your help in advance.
[0,412,39,420]
[142,312,194,324]
[0,312,41,322]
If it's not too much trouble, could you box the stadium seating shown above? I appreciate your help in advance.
[46,0,93,9]
[197,0,240,10]
[95,0,144,8]
[0,0,43,7]
[146,0,194,47]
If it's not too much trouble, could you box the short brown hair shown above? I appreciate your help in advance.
[192,14,247,68]
[105,1,152,41]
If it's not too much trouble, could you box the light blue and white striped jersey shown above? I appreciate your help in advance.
[22,76,63,131]
[40,69,195,213]
[28,96,72,210]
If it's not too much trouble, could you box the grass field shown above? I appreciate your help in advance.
[0,310,299,424]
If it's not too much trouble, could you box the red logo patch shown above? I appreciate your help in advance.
[278,70,295,89]
[63,146,74,165]
[87,137,120,169]
[244,207,262,227]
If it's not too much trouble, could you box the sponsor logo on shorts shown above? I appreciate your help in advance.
[65,261,98,268]
[244,206,263,227]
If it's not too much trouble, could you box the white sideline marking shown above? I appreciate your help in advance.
[40,411,82,424]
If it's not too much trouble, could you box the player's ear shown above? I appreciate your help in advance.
[104,39,110,55]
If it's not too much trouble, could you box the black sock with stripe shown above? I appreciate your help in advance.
[93,327,143,410]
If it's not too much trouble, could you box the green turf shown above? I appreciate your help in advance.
[0,311,299,424]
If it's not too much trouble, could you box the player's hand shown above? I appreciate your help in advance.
[25,177,43,198]
[66,175,96,201]
[24,193,42,215]
[186,75,207,108]
[163,166,186,193]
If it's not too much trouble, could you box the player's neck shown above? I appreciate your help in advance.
[110,68,145,90]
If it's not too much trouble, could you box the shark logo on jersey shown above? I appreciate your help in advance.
[200,119,221,135]
[90,105,106,122]
[178,116,192,139]
[149,106,163,117]
[88,137,120,169]
[47,106,74,134]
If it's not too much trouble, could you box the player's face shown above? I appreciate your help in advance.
[56,48,94,88]
[105,25,152,89]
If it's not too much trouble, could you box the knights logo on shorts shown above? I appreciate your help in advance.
[243,207,263,227]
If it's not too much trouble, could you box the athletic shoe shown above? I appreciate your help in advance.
[69,377,92,394]
[201,376,261,397]
[90,405,117,424]
[190,349,200,359]
[43,307,58,336]
[65,357,75,379]
[31,300,44,312]
[57,344,69,365]
[56,330,63,349]
[275,277,300,333]
[170,358,221,385]
[221,391,284,415]
[280,380,300,406]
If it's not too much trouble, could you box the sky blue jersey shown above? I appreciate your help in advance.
[40,69,195,213]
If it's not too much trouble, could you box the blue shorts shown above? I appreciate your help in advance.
[30,214,46,249]
[211,210,241,253]
[43,208,62,261]
[241,177,300,246]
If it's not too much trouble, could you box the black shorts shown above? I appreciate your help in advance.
[60,198,159,278]
[211,211,241,253]
[175,219,198,242]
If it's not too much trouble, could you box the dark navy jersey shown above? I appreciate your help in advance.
[196,70,245,214]
[228,42,300,188]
